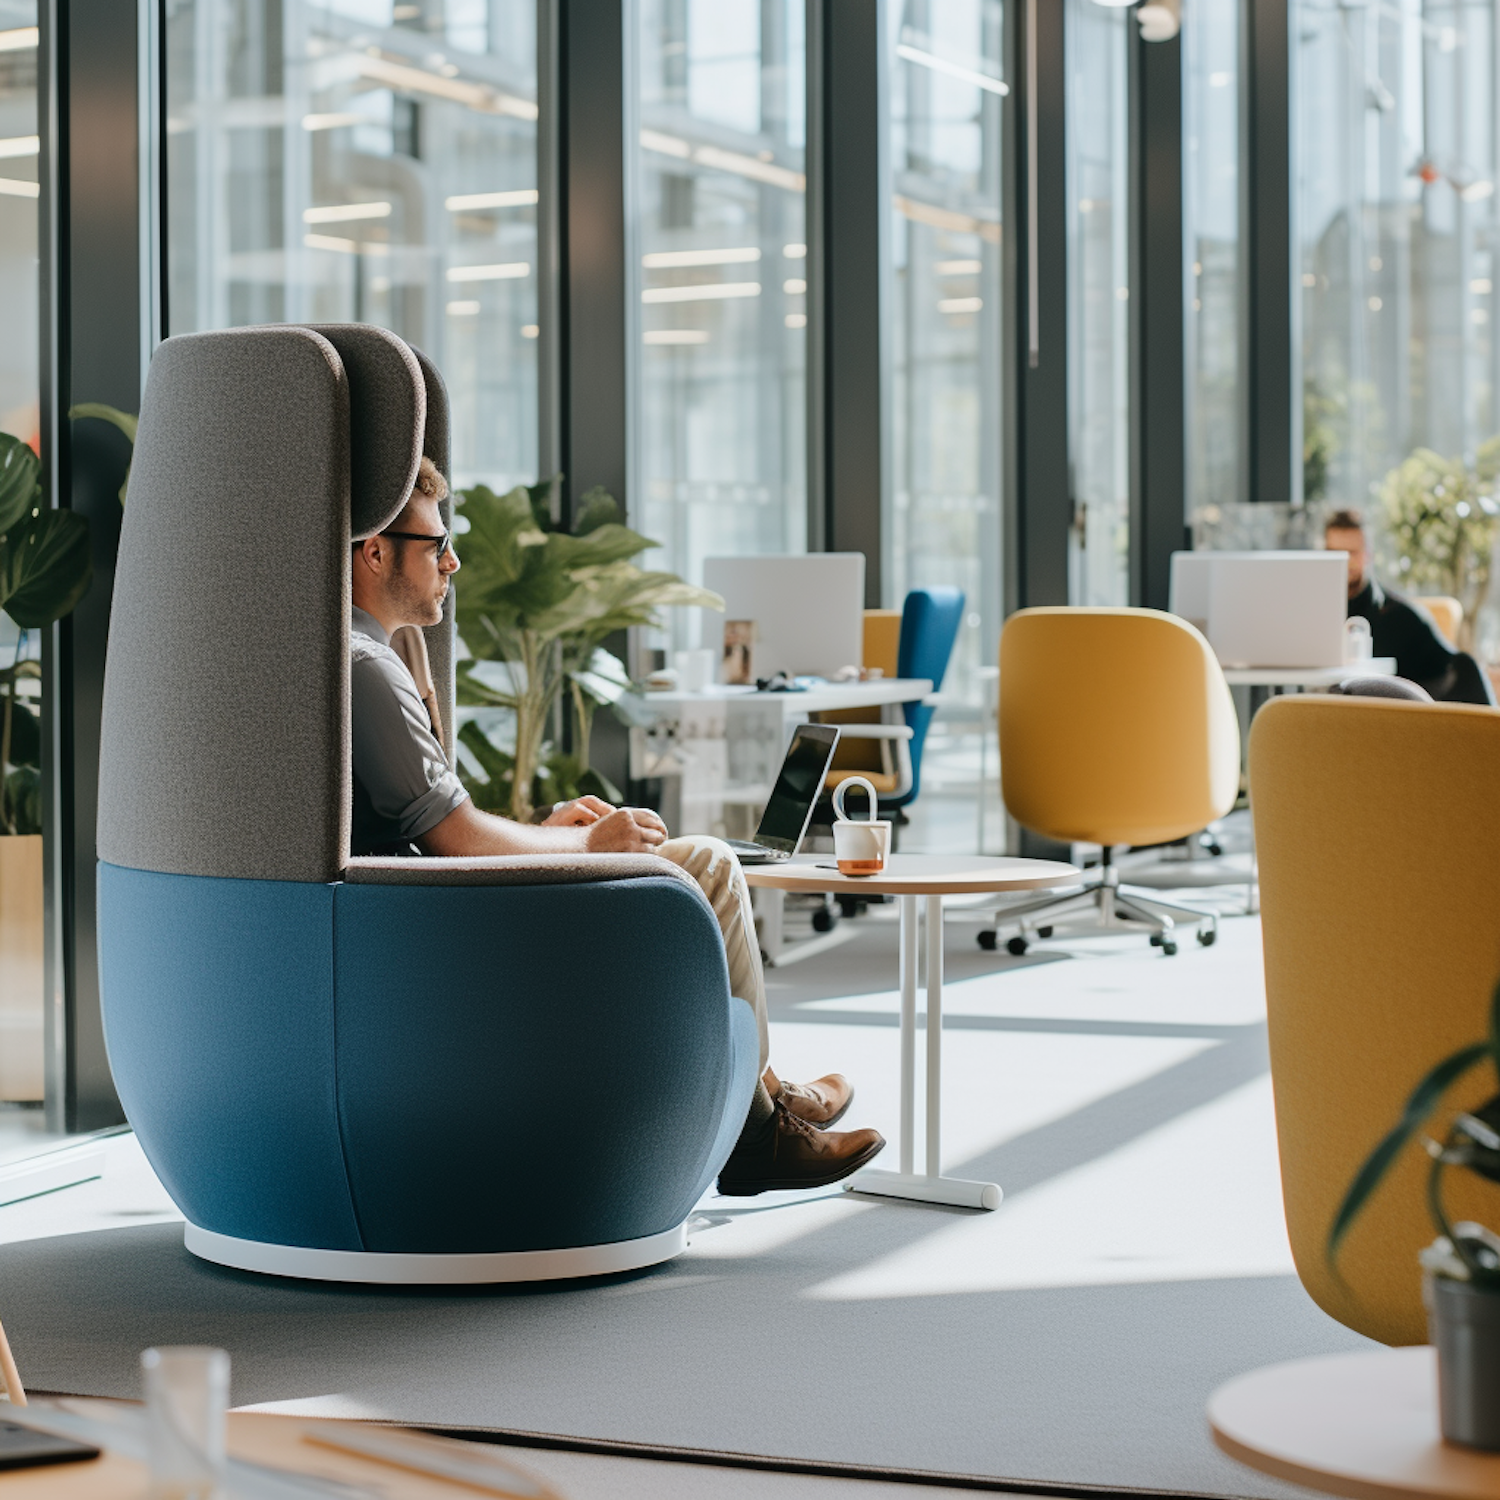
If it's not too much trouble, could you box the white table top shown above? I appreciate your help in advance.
[1220,658,1396,687]
[1209,1347,1500,1500]
[741,853,1081,897]
[619,677,933,719]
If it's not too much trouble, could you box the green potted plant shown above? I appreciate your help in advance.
[1377,441,1500,653]
[0,430,94,1103]
[451,477,721,821]
[1330,979,1500,1450]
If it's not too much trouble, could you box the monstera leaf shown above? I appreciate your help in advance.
[0,509,92,628]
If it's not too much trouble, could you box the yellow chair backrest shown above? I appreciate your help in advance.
[1250,695,1500,1345]
[822,611,905,781]
[1416,594,1463,646]
[999,607,1239,847]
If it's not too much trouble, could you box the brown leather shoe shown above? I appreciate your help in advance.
[717,1101,885,1196]
[776,1073,853,1128]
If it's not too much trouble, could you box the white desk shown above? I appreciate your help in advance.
[1220,658,1396,689]
[614,678,933,840]
[745,854,1081,1211]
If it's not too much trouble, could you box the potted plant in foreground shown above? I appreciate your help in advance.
[0,431,93,1102]
[1330,980,1500,1450]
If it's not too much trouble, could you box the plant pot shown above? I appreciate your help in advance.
[1427,1272,1500,1450]
[0,834,44,1102]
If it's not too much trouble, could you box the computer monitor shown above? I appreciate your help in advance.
[701,554,866,680]
[1169,550,1349,669]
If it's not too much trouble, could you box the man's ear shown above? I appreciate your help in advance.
[353,536,384,574]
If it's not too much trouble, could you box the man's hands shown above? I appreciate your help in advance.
[421,795,669,857]
[543,796,668,853]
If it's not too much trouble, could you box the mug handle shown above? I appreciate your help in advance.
[833,776,879,823]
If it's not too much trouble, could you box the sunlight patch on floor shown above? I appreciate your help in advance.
[806,1074,1293,1299]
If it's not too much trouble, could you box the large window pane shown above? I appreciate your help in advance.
[887,0,1004,694]
[1185,0,1241,515]
[633,0,807,651]
[0,3,50,1132]
[1298,0,1500,640]
[166,0,538,495]
[1066,0,1129,606]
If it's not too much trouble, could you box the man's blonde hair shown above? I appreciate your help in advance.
[412,454,449,503]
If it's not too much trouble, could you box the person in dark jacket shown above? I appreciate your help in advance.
[1324,509,1494,705]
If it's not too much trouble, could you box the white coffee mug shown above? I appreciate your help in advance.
[674,647,716,693]
[832,776,892,876]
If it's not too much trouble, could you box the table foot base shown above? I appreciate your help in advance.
[845,1168,1002,1211]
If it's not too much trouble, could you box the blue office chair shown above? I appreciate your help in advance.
[96,325,758,1284]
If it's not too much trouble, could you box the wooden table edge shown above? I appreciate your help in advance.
[742,870,1080,895]
[1208,1422,1424,1500]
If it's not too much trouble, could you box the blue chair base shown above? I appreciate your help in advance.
[183,1220,690,1284]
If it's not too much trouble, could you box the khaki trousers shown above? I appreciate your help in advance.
[659,835,770,1073]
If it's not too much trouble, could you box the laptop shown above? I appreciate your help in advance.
[726,723,841,864]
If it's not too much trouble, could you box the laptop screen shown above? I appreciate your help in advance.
[755,724,841,854]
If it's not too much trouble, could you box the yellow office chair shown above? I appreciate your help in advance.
[1415,594,1463,646]
[1250,695,1500,1346]
[983,608,1239,956]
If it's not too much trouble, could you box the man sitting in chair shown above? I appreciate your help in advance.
[349,457,885,1198]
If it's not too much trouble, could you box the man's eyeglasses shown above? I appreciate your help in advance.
[379,529,453,563]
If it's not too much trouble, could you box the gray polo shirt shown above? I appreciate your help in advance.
[350,606,468,855]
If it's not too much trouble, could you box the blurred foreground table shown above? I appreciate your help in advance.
[1209,1347,1500,1500]
[744,854,1079,1212]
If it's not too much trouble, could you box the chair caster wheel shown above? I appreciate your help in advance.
[1007,937,1029,957]
[1206,842,1224,857]
[1160,941,1178,956]
[978,930,999,952]
[1197,928,1217,947]
[1149,933,1163,947]
[1037,926,1054,938]
[812,908,837,933]
[836,895,866,919]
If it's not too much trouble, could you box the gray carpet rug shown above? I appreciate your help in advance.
[0,911,1372,1497]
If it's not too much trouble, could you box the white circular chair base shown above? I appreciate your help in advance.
[184,1221,689,1284]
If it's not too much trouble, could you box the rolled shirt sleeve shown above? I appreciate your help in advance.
[350,631,469,847]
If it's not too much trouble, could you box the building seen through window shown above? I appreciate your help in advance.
[165,0,539,495]
[886,0,1004,697]
[633,0,808,656]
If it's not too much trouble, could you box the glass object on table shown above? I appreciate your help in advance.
[142,1345,230,1500]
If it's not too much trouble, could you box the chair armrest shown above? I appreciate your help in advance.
[831,723,915,740]
[343,852,700,892]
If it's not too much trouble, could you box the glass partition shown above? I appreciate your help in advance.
[1185,0,1240,516]
[1297,0,1500,649]
[0,2,52,1139]
[165,0,538,495]
[886,0,1004,695]
[632,0,808,653]
[1066,0,1130,606]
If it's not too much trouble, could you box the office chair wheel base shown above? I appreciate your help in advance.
[1006,936,1029,957]
[836,895,867,919]
[1037,925,1054,938]
[978,930,999,952]
[1160,941,1178,957]
[811,907,837,934]
[1149,933,1163,947]
[1205,842,1224,857]
[1197,928,1217,947]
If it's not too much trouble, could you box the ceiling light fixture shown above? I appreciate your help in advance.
[1090,0,1180,41]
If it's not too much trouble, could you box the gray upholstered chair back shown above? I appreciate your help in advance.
[99,323,448,884]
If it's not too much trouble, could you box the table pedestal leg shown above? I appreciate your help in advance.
[847,894,1003,1212]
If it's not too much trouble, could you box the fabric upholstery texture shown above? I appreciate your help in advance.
[98,326,352,884]
[344,851,705,890]
[1250,695,1500,1345]
[1000,607,1240,847]
[99,861,756,1254]
[303,324,424,540]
